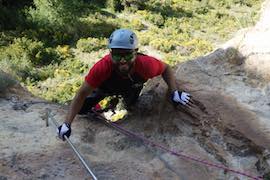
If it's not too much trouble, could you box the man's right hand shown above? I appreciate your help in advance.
[57,122,71,141]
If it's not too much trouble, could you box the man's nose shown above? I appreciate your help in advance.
[119,58,127,64]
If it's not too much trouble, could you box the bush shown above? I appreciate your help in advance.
[106,0,124,12]
[177,39,213,58]
[128,19,145,31]
[10,37,60,66]
[137,10,165,27]
[26,0,93,45]
[147,13,165,27]
[79,15,119,38]
[137,27,161,46]
[163,53,187,66]
[26,57,89,103]
[27,0,85,27]
[0,0,32,30]
[122,0,147,11]
[0,31,17,47]
[0,70,17,93]
[29,75,83,103]
[137,31,151,46]
[0,37,61,82]
[58,57,90,75]
[76,37,107,53]
[13,37,59,66]
[150,38,179,53]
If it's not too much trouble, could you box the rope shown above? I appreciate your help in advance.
[94,111,263,180]
[48,110,98,180]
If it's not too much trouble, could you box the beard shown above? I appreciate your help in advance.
[117,63,133,76]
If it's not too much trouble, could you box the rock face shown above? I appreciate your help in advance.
[176,0,270,149]
[1,1,270,180]
[174,0,270,178]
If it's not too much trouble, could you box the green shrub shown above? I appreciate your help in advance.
[148,13,165,27]
[79,15,119,38]
[76,37,107,53]
[106,0,124,12]
[56,45,74,59]
[164,53,187,66]
[26,0,92,45]
[29,75,83,103]
[0,1,32,30]
[182,38,213,57]
[128,19,145,31]
[59,57,90,75]
[0,57,55,84]
[137,31,151,46]
[137,10,165,27]
[27,0,85,27]
[121,0,146,12]
[150,38,179,53]
[0,55,31,82]
[0,70,17,93]
[137,27,161,46]
[163,18,184,33]
[0,37,61,82]
[10,37,60,66]
[0,32,16,47]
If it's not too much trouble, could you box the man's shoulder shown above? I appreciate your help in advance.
[93,54,112,69]
[85,54,112,88]
[134,53,165,79]
[98,54,111,63]
[136,54,163,66]
[137,53,153,59]
[136,53,162,62]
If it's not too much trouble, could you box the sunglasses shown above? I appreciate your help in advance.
[111,52,135,62]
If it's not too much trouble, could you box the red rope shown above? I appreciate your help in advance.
[94,112,263,180]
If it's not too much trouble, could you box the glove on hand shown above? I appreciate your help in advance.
[57,122,71,141]
[171,90,191,106]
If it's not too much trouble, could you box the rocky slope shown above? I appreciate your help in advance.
[1,1,270,180]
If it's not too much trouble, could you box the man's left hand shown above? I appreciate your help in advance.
[171,90,193,107]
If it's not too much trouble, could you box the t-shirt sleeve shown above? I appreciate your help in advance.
[85,55,112,89]
[136,56,166,80]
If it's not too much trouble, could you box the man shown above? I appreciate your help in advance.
[58,28,192,140]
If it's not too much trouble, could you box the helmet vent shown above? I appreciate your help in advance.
[130,34,134,44]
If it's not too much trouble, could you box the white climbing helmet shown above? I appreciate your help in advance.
[108,29,138,49]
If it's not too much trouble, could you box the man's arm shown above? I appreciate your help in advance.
[161,63,193,107]
[161,63,177,93]
[65,81,94,125]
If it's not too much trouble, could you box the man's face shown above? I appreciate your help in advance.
[110,49,136,76]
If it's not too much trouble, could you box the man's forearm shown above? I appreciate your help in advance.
[162,64,177,93]
[65,93,86,125]
[65,82,93,125]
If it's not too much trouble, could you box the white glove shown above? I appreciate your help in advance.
[57,122,71,141]
[171,90,191,106]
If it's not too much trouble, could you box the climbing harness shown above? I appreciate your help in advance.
[91,110,263,180]
[47,109,98,180]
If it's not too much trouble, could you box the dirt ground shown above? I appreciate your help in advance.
[0,79,269,180]
[1,1,270,179]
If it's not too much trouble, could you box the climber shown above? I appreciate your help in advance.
[57,28,193,140]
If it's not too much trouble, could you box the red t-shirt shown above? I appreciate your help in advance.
[85,54,166,89]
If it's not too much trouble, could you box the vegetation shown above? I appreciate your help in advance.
[0,0,261,103]
[0,70,17,93]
